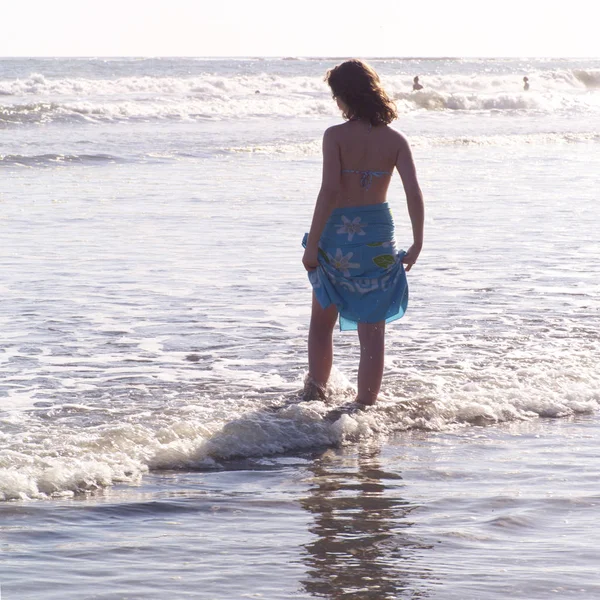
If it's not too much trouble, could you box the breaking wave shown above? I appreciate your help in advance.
[1,353,599,502]
[0,153,125,167]
[1,66,600,125]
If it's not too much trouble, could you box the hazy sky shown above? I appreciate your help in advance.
[1,0,596,57]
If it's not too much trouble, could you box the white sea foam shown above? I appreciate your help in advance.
[572,69,600,88]
[0,153,123,167]
[1,69,598,98]
[1,355,598,502]
[2,67,600,125]
[222,131,600,157]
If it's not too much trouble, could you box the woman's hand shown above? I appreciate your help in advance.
[303,247,319,272]
[402,243,422,272]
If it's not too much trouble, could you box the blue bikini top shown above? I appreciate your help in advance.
[341,119,392,190]
[341,168,392,190]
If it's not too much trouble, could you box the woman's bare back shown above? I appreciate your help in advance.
[328,120,410,208]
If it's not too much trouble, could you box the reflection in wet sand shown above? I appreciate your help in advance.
[300,446,433,599]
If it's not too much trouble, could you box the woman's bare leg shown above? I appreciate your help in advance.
[308,293,338,387]
[356,321,385,405]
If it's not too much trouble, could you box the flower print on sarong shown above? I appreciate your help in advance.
[308,269,322,289]
[302,203,408,331]
[327,248,360,277]
[336,216,367,242]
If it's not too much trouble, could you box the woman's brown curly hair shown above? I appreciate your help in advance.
[325,59,398,126]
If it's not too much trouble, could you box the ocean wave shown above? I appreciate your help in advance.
[0,102,79,125]
[413,131,600,146]
[225,140,322,155]
[0,99,220,125]
[1,68,599,125]
[2,69,597,98]
[222,132,600,156]
[0,153,124,167]
[0,72,324,98]
[398,90,537,111]
[573,69,600,89]
[392,89,597,112]
[1,357,598,502]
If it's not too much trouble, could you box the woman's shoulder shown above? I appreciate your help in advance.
[323,123,346,139]
[385,125,410,143]
[384,126,413,154]
[323,122,412,151]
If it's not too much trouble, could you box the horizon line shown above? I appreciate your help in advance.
[0,55,597,60]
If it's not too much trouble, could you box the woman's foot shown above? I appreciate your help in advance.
[355,396,377,407]
[302,375,328,401]
[324,400,369,422]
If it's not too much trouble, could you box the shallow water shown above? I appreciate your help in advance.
[3,417,600,599]
[1,57,600,599]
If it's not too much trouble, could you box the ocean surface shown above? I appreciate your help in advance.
[1,57,600,599]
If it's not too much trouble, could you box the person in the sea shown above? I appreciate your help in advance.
[523,76,530,91]
[412,75,423,91]
[302,59,424,406]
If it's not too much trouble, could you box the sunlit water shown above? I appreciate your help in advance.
[1,57,600,599]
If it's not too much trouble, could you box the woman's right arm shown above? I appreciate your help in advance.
[303,128,341,271]
[395,133,424,272]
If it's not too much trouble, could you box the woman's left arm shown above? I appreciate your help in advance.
[302,128,341,271]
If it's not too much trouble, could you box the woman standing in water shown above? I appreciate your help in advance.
[302,59,424,406]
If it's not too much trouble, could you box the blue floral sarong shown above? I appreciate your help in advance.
[302,202,409,331]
